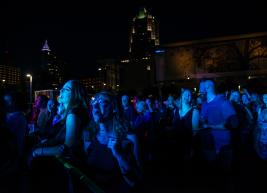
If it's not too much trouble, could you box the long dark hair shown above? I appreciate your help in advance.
[90,90,128,140]
[64,80,88,113]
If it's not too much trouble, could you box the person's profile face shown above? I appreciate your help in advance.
[59,81,72,106]
[199,82,207,96]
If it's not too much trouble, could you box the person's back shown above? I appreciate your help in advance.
[3,91,27,160]
[0,107,20,193]
[121,95,136,126]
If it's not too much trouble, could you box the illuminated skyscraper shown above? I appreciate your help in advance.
[38,40,63,90]
[122,7,159,90]
[129,7,160,57]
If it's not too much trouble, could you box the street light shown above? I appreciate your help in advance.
[1,79,5,88]
[26,74,32,104]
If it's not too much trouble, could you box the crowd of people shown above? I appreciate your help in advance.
[1,78,267,193]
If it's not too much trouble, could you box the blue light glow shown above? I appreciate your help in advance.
[155,49,165,53]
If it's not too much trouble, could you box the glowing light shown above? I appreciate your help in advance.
[187,76,190,80]
[116,85,120,87]
[2,79,5,82]
[103,83,106,86]
[121,59,130,63]
[155,49,165,53]
[248,76,251,79]
[147,66,151,71]
[26,74,33,104]
[98,68,102,71]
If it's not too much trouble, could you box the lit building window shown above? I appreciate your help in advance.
[147,66,151,71]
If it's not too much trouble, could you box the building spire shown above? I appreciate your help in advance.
[42,40,51,52]
[137,7,148,19]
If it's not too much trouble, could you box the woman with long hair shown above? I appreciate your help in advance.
[83,90,141,193]
[31,80,89,158]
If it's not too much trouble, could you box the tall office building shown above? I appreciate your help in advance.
[96,58,120,91]
[37,40,63,90]
[0,50,21,88]
[129,7,159,57]
[123,7,159,91]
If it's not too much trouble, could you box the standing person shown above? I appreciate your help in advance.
[46,98,58,127]
[28,94,48,128]
[177,89,200,164]
[200,79,238,164]
[36,95,49,134]
[3,90,28,161]
[83,90,141,193]
[0,104,21,193]
[31,80,89,157]
[199,79,238,191]
[133,100,153,166]
[28,80,89,193]
[121,95,136,127]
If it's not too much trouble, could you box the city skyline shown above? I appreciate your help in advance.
[4,0,267,78]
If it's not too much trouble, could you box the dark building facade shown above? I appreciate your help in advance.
[96,58,120,91]
[122,7,159,91]
[36,40,64,90]
[155,32,267,92]
[0,50,21,89]
[80,77,104,94]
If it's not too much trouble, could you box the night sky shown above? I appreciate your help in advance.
[4,0,267,78]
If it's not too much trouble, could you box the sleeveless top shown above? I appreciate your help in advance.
[176,108,194,143]
[44,107,88,160]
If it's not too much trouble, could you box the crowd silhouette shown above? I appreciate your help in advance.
[1,78,267,193]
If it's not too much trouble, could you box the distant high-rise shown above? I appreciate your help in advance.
[122,7,159,91]
[96,58,120,91]
[129,7,160,58]
[0,50,21,88]
[38,40,63,90]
